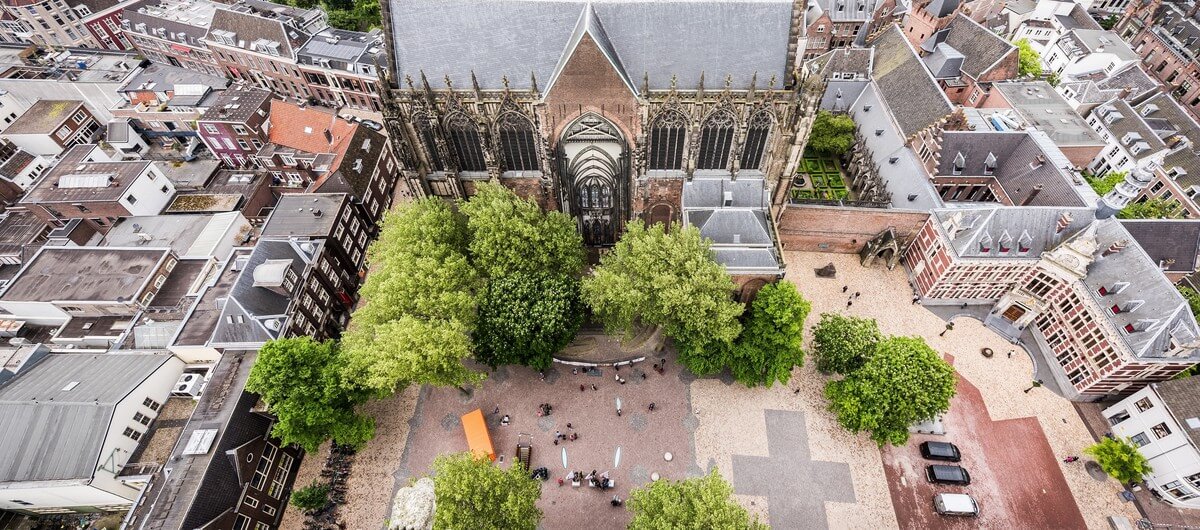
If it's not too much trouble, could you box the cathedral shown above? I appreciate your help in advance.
[379,0,811,284]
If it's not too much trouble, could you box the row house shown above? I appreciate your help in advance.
[918,13,1018,107]
[203,0,324,102]
[260,193,371,305]
[18,144,176,232]
[1123,2,1200,122]
[196,85,274,169]
[803,0,885,59]
[1057,62,1161,116]
[1086,98,1172,177]
[1103,377,1200,506]
[81,0,133,50]
[997,0,1101,57]
[987,82,1108,168]
[1117,93,1200,218]
[0,0,114,48]
[0,138,47,202]
[297,28,387,112]
[121,0,220,77]
[111,62,229,149]
[1,99,99,156]
[908,206,1200,400]
[1045,30,1140,79]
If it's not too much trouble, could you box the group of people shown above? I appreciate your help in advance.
[552,425,579,446]
[537,403,554,417]
[842,286,861,308]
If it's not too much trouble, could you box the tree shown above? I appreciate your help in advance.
[1015,39,1043,77]
[290,481,330,512]
[432,453,542,530]
[1099,14,1119,30]
[807,111,856,155]
[729,282,811,388]
[1180,285,1200,319]
[1119,198,1184,219]
[627,470,766,530]
[343,316,484,394]
[582,220,743,375]
[1085,170,1127,197]
[461,183,585,280]
[1084,437,1152,485]
[245,338,375,452]
[811,313,883,375]
[825,336,957,446]
[474,272,584,371]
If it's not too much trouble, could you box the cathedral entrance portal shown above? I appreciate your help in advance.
[560,114,628,247]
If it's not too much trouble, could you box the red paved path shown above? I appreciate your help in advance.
[882,358,1087,529]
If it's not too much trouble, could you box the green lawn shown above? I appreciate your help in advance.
[792,153,849,201]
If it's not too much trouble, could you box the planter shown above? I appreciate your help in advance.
[981,347,994,358]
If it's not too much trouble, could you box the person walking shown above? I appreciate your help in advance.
[649,402,656,411]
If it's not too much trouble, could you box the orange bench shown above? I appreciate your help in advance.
[461,408,495,461]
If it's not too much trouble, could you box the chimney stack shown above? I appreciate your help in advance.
[1020,184,1044,206]
[1056,212,1073,233]
[1103,239,1129,257]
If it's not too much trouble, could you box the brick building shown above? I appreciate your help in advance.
[204,0,325,102]
[111,63,229,149]
[197,86,273,169]
[121,0,222,77]
[2,99,100,156]
[0,0,118,48]
[908,206,1200,400]
[1121,2,1200,122]
[917,14,1018,107]
[297,28,387,113]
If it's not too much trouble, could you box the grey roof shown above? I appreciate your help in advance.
[933,206,1097,259]
[811,47,874,79]
[21,144,151,205]
[939,13,1015,79]
[1153,376,1200,449]
[937,131,1086,207]
[298,28,387,72]
[1060,30,1138,62]
[210,238,317,347]
[119,63,228,95]
[820,79,870,112]
[679,174,781,273]
[687,209,773,246]
[1064,63,1161,108]
[1153,5,1200,60]
[1139,93,1200,190]
[808,0,880,21]
[848,82,942,210]
[925,0,959,18]
[107,119,132,144]
[389,0,793,91]
[260,193,346,238]
[870,24,953,138]
[1120,219,1200,273]
[1080,219,1200,360]
[207,5,310,59]
[994,81,1105,147]
[4,100,85,135]
[198,86,272,123]
[681,176,770,209]
[1,247,171,303]
[1094,99,1167,161]
[123,0,219,49]
[923,43,965,79]
[0,353,170,483]
[173,248,249,347]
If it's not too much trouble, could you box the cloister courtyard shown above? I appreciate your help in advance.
[282,252,1141,530]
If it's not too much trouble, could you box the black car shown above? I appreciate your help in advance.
[920,441,961,462]
[926,464,971,485]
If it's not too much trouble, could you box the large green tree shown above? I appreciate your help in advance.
[343,316,484,394]
[432,453,542,530]
[807,111,856,155]
[811,313,883,375]
[1084,437,1152,485]
[582,220,743,375]
[1119,198,1185,219]
[1084,170,1127,197]
[245,338,374,452]
[1015,38,1043,77]
[825,336,957,446]
[627,470,767,530]
[729,282,811,388]
[474,272,584,371]
[461,182,585,279]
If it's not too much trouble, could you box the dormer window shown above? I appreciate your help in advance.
[1141,104,1159,116]
[1098,282,1129,295]
[998,232,1013,253]
[1124,319,1156,333]
[1123,132,1143,146]
[952,152,965,175]
[1132,141,1150,155]
[983,152,997,175]
[875,129,883,136]
[979,233,993,253]
[1169,166,1187,179]
[1111,300,1145,314]
[1017,232,1033,254]
[1105,111,1124,124]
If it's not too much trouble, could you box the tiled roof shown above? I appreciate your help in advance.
[870,24,953,138]
[266,100,355,156]
[933,206,1096,259]
[939,13,1015,79]
[1120,219,1200,273]
[207,5,308,58]
[199,86,272,123]
[937,130,1086,207]
[1096,99,1168,161]
[812,47,874,79]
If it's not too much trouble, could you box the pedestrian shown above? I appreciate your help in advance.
[912,295,919,305]
[1063,456,1079,463]
[847,300,853,308]
[649,402,656,411]
[842,285,848,293]
[612,496,622,507]
[793,388,801,394]
[558,478,564,486]
[571,432,578,441]
[572,368,578,375]
[567,423,573,429]
[615,373,620,382]
[641,372,646,380]
[854,291,860,298]
[617,408,622,417]
[591,384,598,391]
[580,384,585,392]
[619,378,626,385]
[1007,350,1013,358]
[501,415,510,426]
[554,439,559,445]
[494,406,500,415]
[540,371,545,381]
[555,430,561,439]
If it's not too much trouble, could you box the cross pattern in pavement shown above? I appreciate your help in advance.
[732,409,855,529]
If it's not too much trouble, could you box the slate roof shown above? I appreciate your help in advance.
[389,0,793,91]
[20,144,151,204]
[1096,99,1168,161]
[207,4,309,59]
[5,100,84,135]
[1120,219,1200,274]
[1154,376,1200,449]
[1138,93,1200,191]
[1154,4,1200,60]
[199,86,272,123]
[869,24,953,138]
[298,28,387,71]
[925,0,959,18]
[0,353,170,483]
[0,148,34,180]
[848,83,941,210]
[933,206,1096,259]
[210,238,317,347]
[1059,30,1138,62]
[937,13,1015,79]
[1063,63,1160,107]
[311,125,386,197]
[811,47,874,79]
[260,193,346,238]
[680,175,781,273]
[923,43,965,79]
[937,131,1086,206]
[995,81,1104,147]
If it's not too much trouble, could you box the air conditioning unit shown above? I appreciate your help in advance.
[172,372,202,397]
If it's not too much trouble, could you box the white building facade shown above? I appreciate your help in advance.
[1104,377,1200,508]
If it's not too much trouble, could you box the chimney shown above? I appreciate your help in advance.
[312,208,322,217]
[1103,239,1129,256]
[1020,184,1044,206]
[1056,212,1073,233]
[1032,155,1046,168]
[1161,258,1177,270]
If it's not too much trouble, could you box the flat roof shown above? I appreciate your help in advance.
[260,193,346,238]
[1,247,170,303]
[4,100,84,135]
[994,82,1105,146]
[21,145,149,205]
[172,248,248,347]
[0,353,170,483]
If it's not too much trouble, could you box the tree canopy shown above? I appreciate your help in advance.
[1084,170,1126,197]
[341,199,483,395]
[432,453,542,530]
[812,313,883,375]
[1015,39,1043,77]
[460,183,585,280]
[825,336,957,446]
[627,470,767,530]
[245,337,374,452]
[729,282,811,388]
[474,272,584,371]
[1084,437,1152,484]
[1119,198,1185,219]
[807,111,856,156]
[582,220,743,375]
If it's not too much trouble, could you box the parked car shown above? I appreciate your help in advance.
[360,119,383,131]
[926,464,971,485]
[933,493,979,517]
[920,441,961,462]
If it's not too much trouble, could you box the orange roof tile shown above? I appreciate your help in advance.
[266,100,357,156]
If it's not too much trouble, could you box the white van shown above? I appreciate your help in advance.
[933,493,979,517]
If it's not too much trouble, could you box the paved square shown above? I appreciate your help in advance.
[733,409,855,529]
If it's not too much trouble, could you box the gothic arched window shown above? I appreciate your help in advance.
[497,112,539,171]
[697,109,735,170]
[445,112,487,172]
[740,110,773,170]
[414,113,443,172]
[649,109,686,170]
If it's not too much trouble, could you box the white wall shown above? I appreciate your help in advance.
[0,301,69,325]
[1104,386,1200,508]
[0,91,30,135]
[0,483,132,512]
[2,133,64,157]
[121,163,175,216]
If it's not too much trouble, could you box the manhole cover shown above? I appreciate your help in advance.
[1085,461,1108,481]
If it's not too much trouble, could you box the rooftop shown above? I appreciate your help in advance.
[173,248,249,347]
[1,247,171,303]
[4,100,85,135]
[870,24,954,138]
[266,100,355,155]
[101,212,249,258]
[198,86,272,123]
[260,193,346,238]
[210,239,319,347]
[994,81,1105,147]
[1120,219,1200,274]
[298,28,386,71]
[20,144,152,205]
[936,130,1086,207]
[1153,376,1200,451]
[0,353,171,483]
